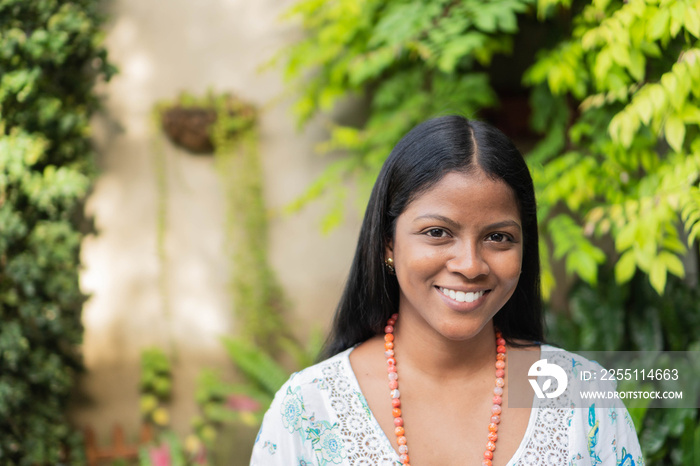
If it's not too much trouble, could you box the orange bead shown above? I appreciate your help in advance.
[387,357,396,366]
[395,426,405,436]
[392,398,401,408]
[385,341,394,350]
[392,408,402,418]
[394,417,403,427]
[484,451,493,460]
[397,436,407,445]
[385,333,394,342]
[400,454,410,463]
[495,360,505,369]
[496,353,506,360]
[496,345,506,353]
[482,460,492,466]
[488,432,498,442]
[486,441,496,452]
[488,423,498,432]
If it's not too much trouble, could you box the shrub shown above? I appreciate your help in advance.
[0,0,114,462]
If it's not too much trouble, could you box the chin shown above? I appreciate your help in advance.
[437,320,492,342]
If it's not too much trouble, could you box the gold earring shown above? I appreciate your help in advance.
[385,257,395,274]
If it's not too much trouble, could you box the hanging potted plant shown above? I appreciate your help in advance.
[154,90,256,154]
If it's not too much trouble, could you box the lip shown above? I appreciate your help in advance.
[435,286,490,312]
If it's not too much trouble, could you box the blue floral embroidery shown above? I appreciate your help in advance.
[263,441,277,454]
[318,425,345,463]
[571,358,582,377]
[609,408,618,423]
[281,386,305,434]
[617,447,636,466]
[255,423,262,444]
[357,392,372,420]
[305,419,347,465]
[587,405,602,465]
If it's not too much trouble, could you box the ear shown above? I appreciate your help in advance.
[384,238,393,260]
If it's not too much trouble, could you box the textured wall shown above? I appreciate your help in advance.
[73,0,362,449]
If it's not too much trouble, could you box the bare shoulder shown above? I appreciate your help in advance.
[348,335,385,376]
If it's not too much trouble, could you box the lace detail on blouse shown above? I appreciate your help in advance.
[250,346,644,466]
[511,350,572,465]
[319,359,397,465]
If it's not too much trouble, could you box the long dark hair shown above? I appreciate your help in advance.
[322,115,543,358]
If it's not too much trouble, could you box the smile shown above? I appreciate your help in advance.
[438,287,486,303]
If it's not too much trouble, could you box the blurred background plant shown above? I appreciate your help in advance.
[0,0,114,463]
[138,348,209,466]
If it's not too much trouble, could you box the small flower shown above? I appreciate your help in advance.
[226,394,261,412]
[149,444,171,466]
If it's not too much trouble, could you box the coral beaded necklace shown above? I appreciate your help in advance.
[383,313,506,466]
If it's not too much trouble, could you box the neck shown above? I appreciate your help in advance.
[392,314,497,379]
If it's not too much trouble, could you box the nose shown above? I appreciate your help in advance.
[446,241,490,279]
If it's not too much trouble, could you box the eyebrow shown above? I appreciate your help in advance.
[413,215,521,231]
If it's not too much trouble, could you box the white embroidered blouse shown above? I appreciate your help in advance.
[250,345,644,465]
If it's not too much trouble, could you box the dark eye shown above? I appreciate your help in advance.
[487,233,508,242]
[426,228,448,238]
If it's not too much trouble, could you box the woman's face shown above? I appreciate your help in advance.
[386,170,523,342]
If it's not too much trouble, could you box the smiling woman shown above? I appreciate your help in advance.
[250,116,643,466]
[387,170,523,344]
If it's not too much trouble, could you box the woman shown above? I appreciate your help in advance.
[250,116,643,465]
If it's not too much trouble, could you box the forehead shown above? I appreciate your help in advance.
[402,170,520,221]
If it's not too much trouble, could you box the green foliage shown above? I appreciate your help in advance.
[280,0,700,297]
[277,0,530,225]
[188,332,323,453]
[140,348,173,428]
[137,349,210,466]
[525,0,700,295]
[0,0,113,463]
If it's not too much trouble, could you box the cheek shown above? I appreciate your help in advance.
[395,246,445,281]
[491,249,523,281]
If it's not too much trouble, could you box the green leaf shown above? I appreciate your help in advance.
[664,115,685,152]
[223,338,289,396]
[437,33,485,73]
[680,419,700,464]
[649,257,667,294]
[684,4,700,38]
[615,250,637,284]
[659,251,685,279]
[646,6,670,41]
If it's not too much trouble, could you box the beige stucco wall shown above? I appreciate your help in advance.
[72,0,362,455]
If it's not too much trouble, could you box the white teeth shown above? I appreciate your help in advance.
[440,287,485,303]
